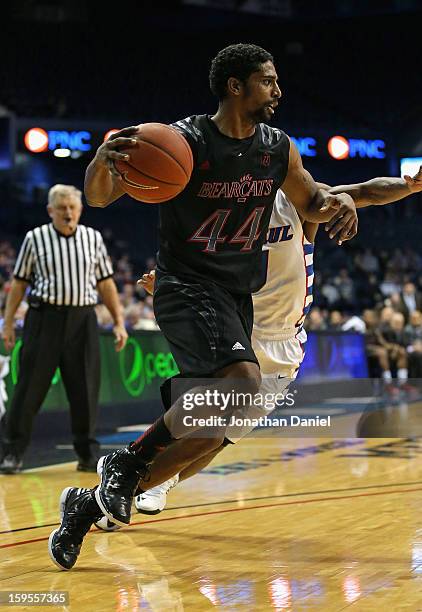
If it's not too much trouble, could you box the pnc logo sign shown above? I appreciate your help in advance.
[24,127,92,153]
[327,135,386,160]
[291,136,317,158]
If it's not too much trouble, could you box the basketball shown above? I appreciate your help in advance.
[114,123,193,203]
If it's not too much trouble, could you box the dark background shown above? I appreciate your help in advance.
[0,0,421,273]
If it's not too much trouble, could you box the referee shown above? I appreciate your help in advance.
[0,184,127,473]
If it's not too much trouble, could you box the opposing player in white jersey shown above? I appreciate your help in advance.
[95,169,422,525]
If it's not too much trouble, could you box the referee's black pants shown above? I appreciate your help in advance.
[3,303,100,460]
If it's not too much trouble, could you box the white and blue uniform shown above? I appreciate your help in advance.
[226,190,314,441]
[252,189,313,378]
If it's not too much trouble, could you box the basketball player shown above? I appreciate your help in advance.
[116,167,422,518]
[49,43,359,569]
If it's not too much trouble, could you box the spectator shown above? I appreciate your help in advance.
[334,268,356,308]
[320,278,340,307]
[378,311,408,387]
[145,256,157,272]
[95,304,114,329]
[14,301,28,328]
[328,310,344,330]
[388,248,408,274]
[380,271,401,297]
[404,310,422,345]
[0,298,28,331]
[135,316,160,331]
[388,292,402,312]
[124,304,143,329]
[363,309,391,382]
[355,248,380,274]
[356,273,383,310]
[143,295,155,318]
[397,282,422,322]
[379,306,394,329]
[305,307,327,331]
[136,296,160,330]
[342,312,366,333]
[120,282,137,308]
[362,309,377,330]
[404,310,422,378]
[404,248,422,274]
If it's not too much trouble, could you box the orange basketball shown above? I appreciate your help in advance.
[114,123,193,203]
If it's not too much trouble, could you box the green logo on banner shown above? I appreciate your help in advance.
[119,338,178,397]
[11,339,23,385]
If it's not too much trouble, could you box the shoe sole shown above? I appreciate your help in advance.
[134,505,163,515]
[94,457,130,528]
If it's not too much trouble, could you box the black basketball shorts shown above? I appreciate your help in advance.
[153,271,259,377]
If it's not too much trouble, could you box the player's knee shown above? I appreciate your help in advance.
[217,361,261,395]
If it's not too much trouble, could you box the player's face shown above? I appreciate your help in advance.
[48,195,83,235]
[242,61,282,123]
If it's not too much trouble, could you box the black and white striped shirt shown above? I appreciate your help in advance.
[14,224,114,306]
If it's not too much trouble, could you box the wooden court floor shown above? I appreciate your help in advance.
[1,433,422,611]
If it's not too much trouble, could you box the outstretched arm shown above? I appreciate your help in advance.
[84,127,139,207]
[319,166,422,239]
[325,166,422,208]
[282,140,358,243]
[302,167,422,243]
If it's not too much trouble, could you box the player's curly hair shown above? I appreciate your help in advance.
[209,43,273,100]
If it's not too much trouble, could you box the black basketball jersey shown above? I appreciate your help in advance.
[156,114,290,294]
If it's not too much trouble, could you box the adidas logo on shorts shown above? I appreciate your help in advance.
[232,342,245,350]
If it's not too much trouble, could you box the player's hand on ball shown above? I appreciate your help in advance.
[94,126,139,177]
[137,270,156,296]
[323,193,358,245]
[404,165,422,193]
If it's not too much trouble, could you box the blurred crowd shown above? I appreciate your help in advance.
[305,244,422,383]
[2,236,422,382]
[0,238,159,333]
[312,246,422,312]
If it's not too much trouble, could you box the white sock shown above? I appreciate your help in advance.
[397,368,408,385]
[382,370,392,382]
